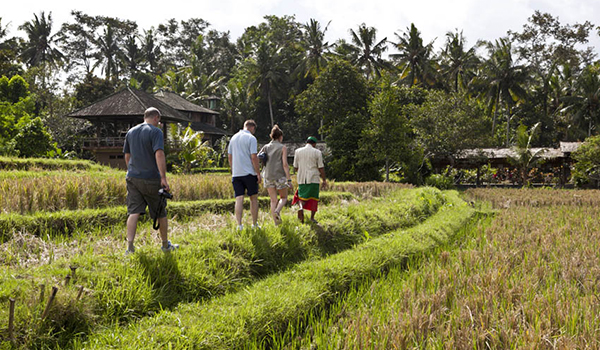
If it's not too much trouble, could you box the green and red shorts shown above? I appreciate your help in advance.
[292,183,320,212]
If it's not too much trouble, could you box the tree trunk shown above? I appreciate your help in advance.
[506,105,512,147]
[491,90,500,136]
[267,88,274,129]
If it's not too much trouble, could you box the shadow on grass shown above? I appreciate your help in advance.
[137,251,187,308]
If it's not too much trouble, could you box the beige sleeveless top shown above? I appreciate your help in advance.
[261,141,286,181]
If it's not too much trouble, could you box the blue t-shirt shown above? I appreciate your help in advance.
[227,129,257,177]
[123,123,164,179]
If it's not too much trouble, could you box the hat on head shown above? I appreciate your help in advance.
[306,136,318,144]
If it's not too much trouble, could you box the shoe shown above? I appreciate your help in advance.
[310,219,319,224]
[161,241,179,253]
[237,224,244,231]
[251,224,261,230]
[125,249,134,256]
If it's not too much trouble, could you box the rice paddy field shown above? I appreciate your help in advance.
[1,158,599,349]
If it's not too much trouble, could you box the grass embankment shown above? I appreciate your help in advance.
[0,156,108,171]
[0,187,437,349]
[74,190,474,349]
[0,168,407,213]
[276,188,600,348]
[0,192,355,243]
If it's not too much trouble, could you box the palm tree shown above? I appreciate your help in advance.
[476,38,529,145]
[121,35,144,75]
[220,79,255,132]
[299,19,332,79]
[94,24,121,81]
[390,23,436,87]
[246,40,287,128]
[439,30,480,92]
[344,23,390,80]
[561,64,600,137]
[0,18,23,76]
[19,12,63,67]
[508,122,545,185]
[142,29,162,75]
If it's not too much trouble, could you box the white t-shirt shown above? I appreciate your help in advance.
[228,129,257,177]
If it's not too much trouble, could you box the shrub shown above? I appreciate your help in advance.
[425,173,455,190]
[12,117,56,157]
[572,135,600,188]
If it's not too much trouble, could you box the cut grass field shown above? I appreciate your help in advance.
[0,187,442,349]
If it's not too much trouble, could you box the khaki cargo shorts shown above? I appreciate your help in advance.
[263,176,288,190]
[126,177,167,219]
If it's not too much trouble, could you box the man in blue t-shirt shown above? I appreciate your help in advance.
[227,119,261,230]
[123,107,178,254]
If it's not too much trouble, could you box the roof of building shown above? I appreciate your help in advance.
[153,90,219,115]
[457,142,582,161]
[67,88,191,123]
[190,121,230,136]
[560,141,583,153]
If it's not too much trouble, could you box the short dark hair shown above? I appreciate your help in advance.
[244,120,257,129]
[270,125,283,140]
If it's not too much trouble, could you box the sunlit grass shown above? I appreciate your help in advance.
[0,168,408,214]
[0,187,439,349]
[281,191,600,349]
[75,190,472,349]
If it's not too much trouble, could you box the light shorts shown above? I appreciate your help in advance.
[264,176,288,190]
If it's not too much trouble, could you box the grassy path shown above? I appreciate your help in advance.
[0,187,441,349]
[77,190,474,349]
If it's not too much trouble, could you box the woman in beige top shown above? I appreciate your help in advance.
[259,125,292,225]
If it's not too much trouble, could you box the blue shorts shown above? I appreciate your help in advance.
[232,175,259,197]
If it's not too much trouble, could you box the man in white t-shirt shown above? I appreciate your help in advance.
[228,120,262,230]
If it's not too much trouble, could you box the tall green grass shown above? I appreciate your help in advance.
[0,169,406,214]
[0,188,442,349]
[73,190,473,349]
[0,156,108,171]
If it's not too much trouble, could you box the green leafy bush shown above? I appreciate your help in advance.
[12,117,56,157]
[425,173,455,190]
[571,135,600,188]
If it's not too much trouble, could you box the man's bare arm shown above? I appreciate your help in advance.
[155,149,169,191]
[251,153,262,182]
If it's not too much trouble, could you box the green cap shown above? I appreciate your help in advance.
[307,136,318,144]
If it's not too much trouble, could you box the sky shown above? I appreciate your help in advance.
[2,0,599,56]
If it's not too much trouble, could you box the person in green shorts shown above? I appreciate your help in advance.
[292,136,327,223]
